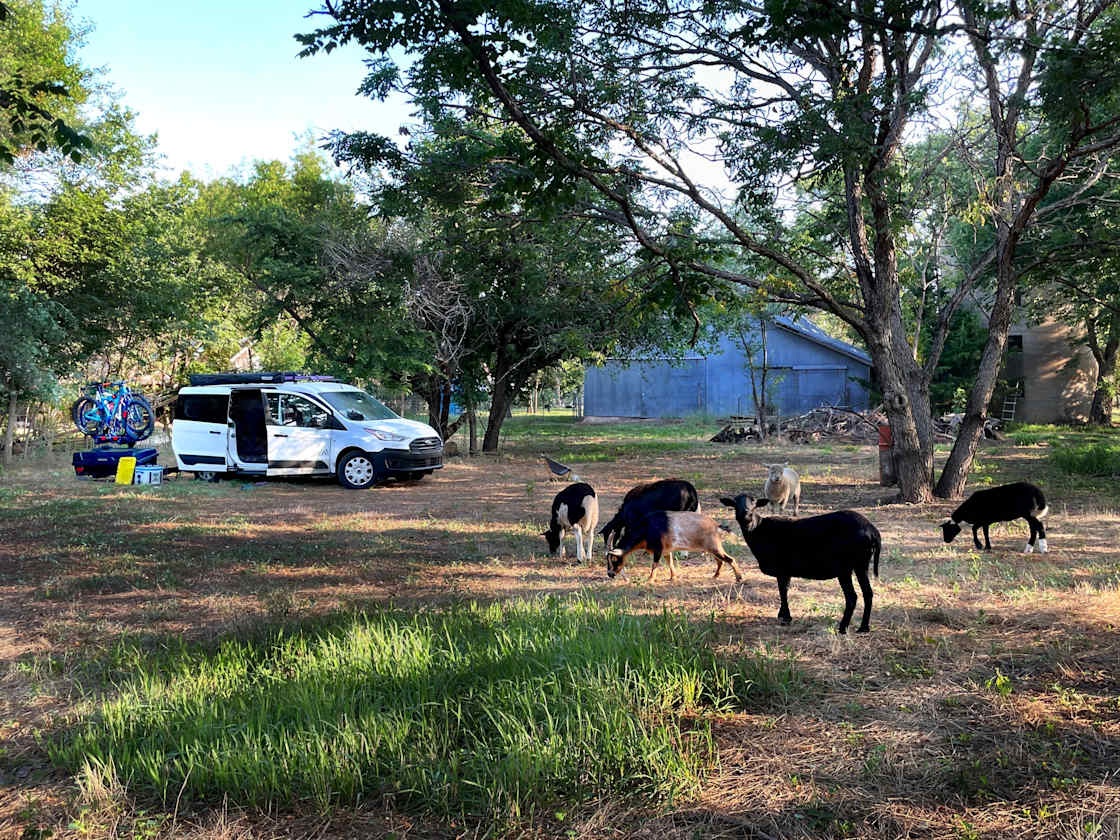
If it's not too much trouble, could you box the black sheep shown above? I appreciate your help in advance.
[599,479,699,553]
[940,482,1049,553]
[721,495,882,634]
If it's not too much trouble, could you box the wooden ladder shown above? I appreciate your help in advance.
[1000,392,1019,422]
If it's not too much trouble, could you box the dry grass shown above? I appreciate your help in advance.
[1,419,1118,839]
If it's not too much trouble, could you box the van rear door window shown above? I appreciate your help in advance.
[175,395,228,423]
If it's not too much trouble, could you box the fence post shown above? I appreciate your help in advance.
[878,423,897,486]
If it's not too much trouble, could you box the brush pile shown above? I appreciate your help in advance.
[710,406,1004,444]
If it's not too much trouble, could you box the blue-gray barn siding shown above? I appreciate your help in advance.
[584,331,870,417]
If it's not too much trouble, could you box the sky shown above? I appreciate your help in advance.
[72,0,413,179]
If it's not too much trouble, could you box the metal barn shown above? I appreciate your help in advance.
[584,317,872,418]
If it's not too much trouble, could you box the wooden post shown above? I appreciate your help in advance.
[467,397,478,455]
[3,391,17,465]
[878,423,898,486]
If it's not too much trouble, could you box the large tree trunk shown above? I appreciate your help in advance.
[846,164,936,503]
[935,261,1016,498]
[439,380,452,433]
[3,391,17,465]
[482,376,514,452]
[425,374,443,434]
[1088,320,1119,426]
[1090,380,1115,426]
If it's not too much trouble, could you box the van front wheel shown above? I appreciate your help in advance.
[338,452,377,489]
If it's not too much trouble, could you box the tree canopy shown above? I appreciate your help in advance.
[300,0,1120,497]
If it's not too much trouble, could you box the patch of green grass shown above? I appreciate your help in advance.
[50,597,804,822]
[1050,441,1120,476]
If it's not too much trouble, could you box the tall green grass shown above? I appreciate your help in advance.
[1050,442,1120,476]
[51,597,802,821]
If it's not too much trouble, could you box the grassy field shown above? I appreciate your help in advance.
[1,416,1119,839]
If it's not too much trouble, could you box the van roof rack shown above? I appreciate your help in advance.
[187,372,340,387]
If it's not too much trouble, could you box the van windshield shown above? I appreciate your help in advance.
[320,389,398,421]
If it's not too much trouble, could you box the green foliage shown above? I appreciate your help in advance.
[201,151,430,386]
[0,0,92,163]
[50,597,799,819]
[1050,442,1120,476]
[921,309,988,413]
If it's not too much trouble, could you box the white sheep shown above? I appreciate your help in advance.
[763,463,801,516]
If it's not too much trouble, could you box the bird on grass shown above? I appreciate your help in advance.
[540,453,582,482]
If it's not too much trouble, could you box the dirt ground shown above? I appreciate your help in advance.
[1,429,1119,839]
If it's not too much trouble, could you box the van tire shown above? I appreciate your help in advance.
[338,451,377,489]
[195,471,220,483]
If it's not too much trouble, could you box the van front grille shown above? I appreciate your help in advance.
[410,437,443,454]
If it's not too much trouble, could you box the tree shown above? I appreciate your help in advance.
[301,0,1120,500]
[0,0,91,164]
[934,2,1120,495]
[201,152,434,392]
[328,117,716,449]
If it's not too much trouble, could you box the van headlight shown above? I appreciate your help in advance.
[364,428,405,441]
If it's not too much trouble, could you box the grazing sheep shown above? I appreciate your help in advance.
[763,463,801,515]
[940,482,1049,553]
[599,478,700,562]
[543,482,599,562]
[721,495,881,634]
[606,511,742,582]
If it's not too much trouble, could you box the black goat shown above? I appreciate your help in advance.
[600,479,700,554]
[721,495,882,634]
[542,482,599,562]
[940,482,1049,553]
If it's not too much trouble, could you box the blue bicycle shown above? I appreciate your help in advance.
[71,381,155,441]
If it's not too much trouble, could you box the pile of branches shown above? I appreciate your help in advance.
[710,405,888,444]
[935,413,1005,440]
[711,406,1006,445]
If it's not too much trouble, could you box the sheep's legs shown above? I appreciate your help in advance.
[573,527,585,562]
[972,524,994,551]
[776,575,792,624]
[854,568,873,633]
[1024,515,1048,553]
[837,573,858,634]
[648,548,662,581]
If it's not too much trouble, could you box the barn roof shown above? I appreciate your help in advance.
[772,315,872,365]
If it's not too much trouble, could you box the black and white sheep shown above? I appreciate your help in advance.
[940,482,1049,553]
[599,479,700,555]
[606,511,743,582]
[542,482,599,562]
[721,495,882,634]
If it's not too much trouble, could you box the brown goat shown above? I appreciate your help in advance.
[605,511,742,582]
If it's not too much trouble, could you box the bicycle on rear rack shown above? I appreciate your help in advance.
[71,381,155,442]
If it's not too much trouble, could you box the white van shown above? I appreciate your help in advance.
[171,373,443,489]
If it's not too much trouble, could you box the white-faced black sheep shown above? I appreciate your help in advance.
[542,482,599,562]
[721,495,882,634]
[940,482,1049,553]
[606,511,743,582]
